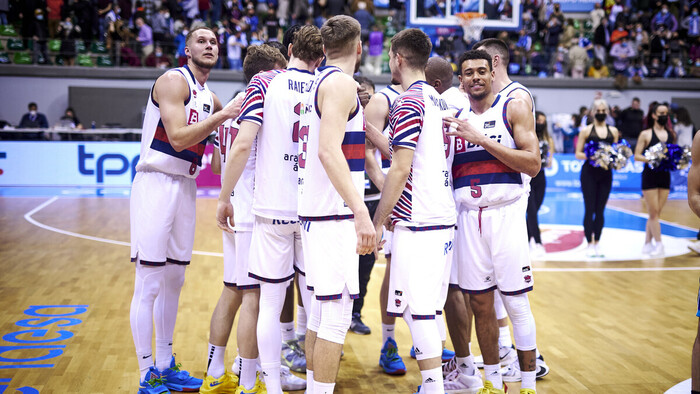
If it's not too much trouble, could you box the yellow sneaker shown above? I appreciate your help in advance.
[477,380,507,394]
[235,373,267,394]
[520,389,536,394]
[200,371,239,393]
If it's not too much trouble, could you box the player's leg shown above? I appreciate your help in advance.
[237,286,260,391]
[258,281,290,394]
[130,262,166,381]
[379,230,405,375]
[313,292,353,393]
[470,291,501,388]
[281,282,295,341]
[693,281,700,393]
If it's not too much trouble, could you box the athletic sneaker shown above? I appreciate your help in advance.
[444,368,483,393]
[138,367,169,394]
[520,389,536,394]
[161,356,203,392]
[501,355,549,382]
[476,380,506,394]
[200,372,239,393]
[410,347,456,363]
[689,241,700,254]
[349,312,371,335]
[280,365,306,391]
[442,356,481,379]
[296,334,305,352]
[379,338,406,375]
[642,242,654,254]
[585,244,597,258]
[474,345,517,368]
[651,243,664,256]
[235,373,267,394]
[281,338,306,372]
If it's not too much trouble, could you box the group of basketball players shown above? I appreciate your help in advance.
[128,13,552,394]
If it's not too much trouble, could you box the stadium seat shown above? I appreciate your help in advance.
[48,39,61,53]
[13,52,33,65]
[96,55,114,67]
[0,52,9,64]
[76,40,87,54]
[54,55,65,66]
[0,25,18,37]
[90,41,108,54]
[77,53,94,67]
[7,38,24,51]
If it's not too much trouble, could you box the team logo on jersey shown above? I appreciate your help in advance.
[203,103,211,113]
[187,109,199,125]
[524,274,532,283]
[395,299,401,307]
[522,266,531,273]
[192,89,197,97]
[394,290,403,296]
[484,120,496,129]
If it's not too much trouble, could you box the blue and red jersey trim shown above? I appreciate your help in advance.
[342,131,366,172]
[150,118,207,165]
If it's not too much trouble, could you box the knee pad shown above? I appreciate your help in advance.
[503,293,536,351]
[307,296,321,333]
[316,290,353,344]
[493,291,508,320]
[404,311,442,361]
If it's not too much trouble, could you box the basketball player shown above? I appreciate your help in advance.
[130,27,240,393]
[216,26,325,394]
[472,38,550,381]
[372,28,456,394]
[297,15,375,394]
[444,49,540,394]
[202,45,287,394]
[687,130,700,394]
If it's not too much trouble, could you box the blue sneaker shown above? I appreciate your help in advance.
[409,346,455,363]
[138,366,169,394]
[160,356,203,392]
[379,338,406,375]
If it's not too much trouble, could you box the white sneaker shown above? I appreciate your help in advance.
[585,244,597,258]
[642,242,654,254]
[501,355,550,382]
[474,345,517,368]
[280,365,306,391]
[535,354,550,379]
[689,241,700,254]
[651,243,665,256]
[536,243,546,256]
[594,244,604,258]
[444,368,483,394]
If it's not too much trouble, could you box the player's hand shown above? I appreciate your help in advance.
[373,222,387,260]
[443,116,485,146]
[216,200,235,234]
[222,94,244,120]
[355,208,376,256]
[357,84,371,108]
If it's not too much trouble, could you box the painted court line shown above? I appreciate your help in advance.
[607,205,699,232]
[24,197,699,271]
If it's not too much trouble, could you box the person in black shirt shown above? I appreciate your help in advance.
[618,97,645,150]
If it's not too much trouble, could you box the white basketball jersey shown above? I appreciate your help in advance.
[500,81,535,119]
[441,86,470,112]
[214,92,255,231]
[452,95,527,209]
[238,68,314,221]
[298,66,366,221]
[389,81,456,229]
[373,86,402,174]
[137,65,214,178]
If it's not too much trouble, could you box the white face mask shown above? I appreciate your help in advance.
[30,110,37,116]
[155,51,163,57]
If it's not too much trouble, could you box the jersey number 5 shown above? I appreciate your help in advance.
[470,178,482,198]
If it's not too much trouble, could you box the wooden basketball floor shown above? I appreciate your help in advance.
[1,194,699,393]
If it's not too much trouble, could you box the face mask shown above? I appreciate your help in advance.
[657,115,668,125]
[637,27,642,32]
[536,124,546,134]
[155,51,163,57]
[227,1,233,7]
[164,13,170,19]
[30,110,37,116]
[693,11,698,16]
[662,8,668,14]
[594,113,607,122]
[696,61,700,66]
[621,42,627,47]
[36,14,44,20]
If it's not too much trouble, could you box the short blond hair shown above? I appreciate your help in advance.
[320,15,361,58]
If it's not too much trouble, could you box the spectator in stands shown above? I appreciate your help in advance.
[182,0,199,23]
[0,0,7,26]
[243,3,259,32]
[568,37,589,78]
[47,0,63,38]
[152,6,173,47]
[618,97,644,149]
[199,0,211,24]
[174,24,188,66]
[691,59,700,77]
[551,45,569,77]
[664,56,686,77]
[326,0,348,17]
[609,0,624,26]
[145,44,172,68]
[354,1,373,42]
[521,9,537,36]
[18,102,48,140]
[227,28,246,70]
[544,14,563,60]
[594,17,610,62]
[590,2,605,30]
[648,56,665,77]
[610,36,636,75]
[29,8,50,64]
[57,16,80,66]
[70,0,96,42]
[628,58,649,81]
[692,36,700,62]
[682,7,700,38]
[135,16,154,58]
[652,3,678,33]
[516,28,533,52]
[675,107,695,147]
[649,26,668,62]
[587,57,610,78]
[610,21,629,44]
[262,5,279,41]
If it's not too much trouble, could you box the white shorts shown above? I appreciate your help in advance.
[248,216,302,284]
[130,171,196,266]
[449,237,459,289]
[387,226,454,319]
[383,228,393,257]
[455,196,534,295]
[222,230,258,290]
[300,219,359,300]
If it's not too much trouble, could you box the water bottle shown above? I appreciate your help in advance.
[91,121,96,129]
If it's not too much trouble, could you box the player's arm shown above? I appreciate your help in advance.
[155,73,242,151]
[211,147,221,175]
[634,129,651,163]
[317,73,375,255]
[688,131,700,217]
[574,125,592,160]
[365,142,385,191]
[507,89,534,115]
[364,92,392,159]
[373,146,413,234]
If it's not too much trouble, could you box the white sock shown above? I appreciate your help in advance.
[154,264,185,371]
[137,352,153,381]
[306,370,314,394]
[382,323,395,344]
[296,305,307,337]
[239,357,258,390]
[468,342,472,354]
[536,347,541,358]
[521,370,536,390]
[206,343,226,379]
[419,366,443,393]
[498,326,513,348]
[456,355,476,375]
[313,380,336,394]
[155,339,172,371]
[484,364,503,389]
[281,321,295,342]
[262,363,281,393]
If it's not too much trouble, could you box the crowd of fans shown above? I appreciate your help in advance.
[0,0,699,77]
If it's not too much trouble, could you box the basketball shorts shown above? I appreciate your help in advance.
[383,228,393,257]
[387,226,454,319]
[300,219,359,300]
[248,216,302,284]
[222,230,258,289]
[455,196,534,295]
[130,171,196,266]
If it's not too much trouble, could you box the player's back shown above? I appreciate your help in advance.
[452,95,527,209]
[298,66,365,220]
[239,68,315,221]
[137,65,214,178]
[389,81,455,228]
[373,85,402,174]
